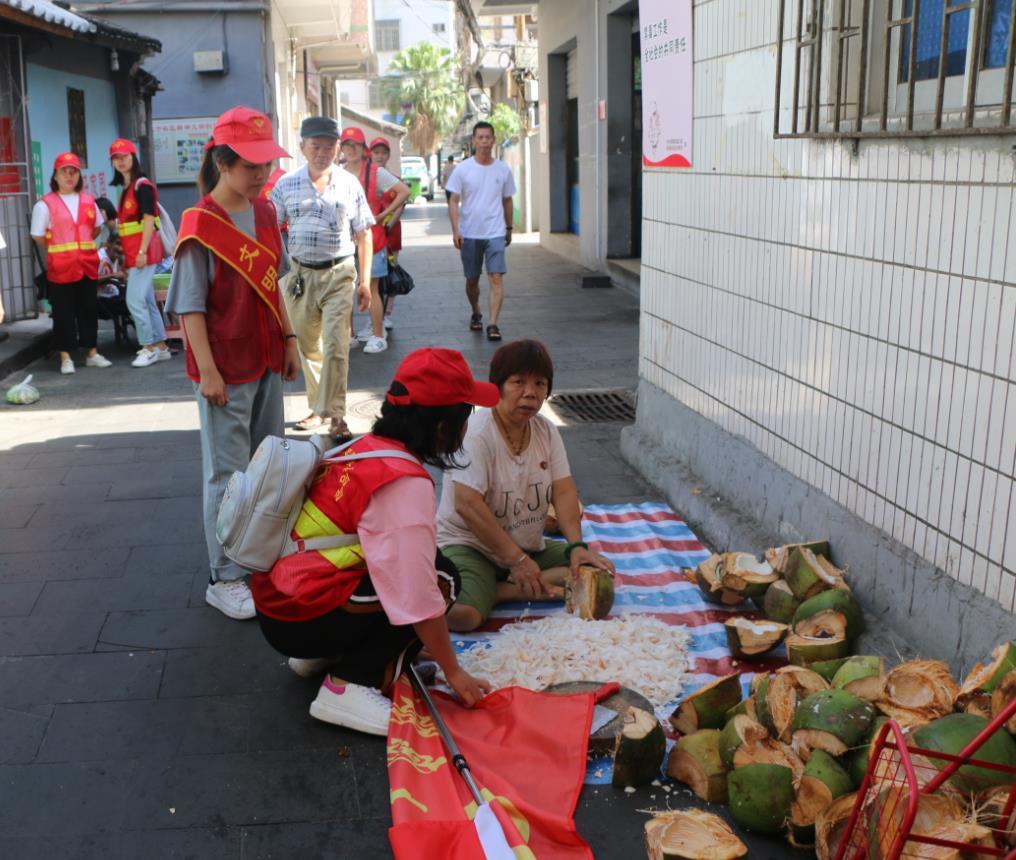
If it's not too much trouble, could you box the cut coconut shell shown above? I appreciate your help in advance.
[669,673,743,735]
[866,786,968,860]
[789,749,853,846]
[792,690,876,760]
[613,706,666,788]
[962,692,993,719]
[793,588,865,642]
[811,657,852,683]
[765,540,831,575]
[912,712,1016,794]
[784,548,846,600]
[725,698,754,721]
[762,579,800,625]
[766,665,829,742]
[845,715,889,787]
[666,729,728,804]
[564,564,615,620]
[727,763,795,835]
[644,809,748,860]
[878,660,959,724]
[916,823,996,857]
[831,656,886,702]
[786,633,851,667]
[693,555,746,606]
[990,668,1016,734]
[732,735,804,778]
[719,552,778,599]
[724,617,789,658]
[815,791,859,860]
[977,786,1016,847]
[719,714,769,770]
[752,675,776,735]
[958,642,1016,707]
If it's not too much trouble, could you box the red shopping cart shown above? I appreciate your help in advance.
[836,696,1016,860]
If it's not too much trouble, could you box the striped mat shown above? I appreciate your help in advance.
[450,501,786,784]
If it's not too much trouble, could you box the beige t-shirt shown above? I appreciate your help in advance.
[437,408,571,556]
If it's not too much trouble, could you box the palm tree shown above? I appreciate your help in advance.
[382,43,464,155]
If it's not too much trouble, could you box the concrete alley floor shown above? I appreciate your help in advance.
[0,200,797,858]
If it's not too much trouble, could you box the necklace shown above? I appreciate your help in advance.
[493,408,529,457]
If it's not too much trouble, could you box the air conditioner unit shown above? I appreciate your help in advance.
[194,50,227,74]
[524,79,539,103]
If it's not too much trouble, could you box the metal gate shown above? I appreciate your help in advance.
[0,33,37,323]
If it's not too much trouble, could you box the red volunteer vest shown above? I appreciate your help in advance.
[175,196,285,385]
[251,434,432,622]
[380,186,402,253]
[42,192,99,284]
[117,177,164,267]
[357,159,388,254]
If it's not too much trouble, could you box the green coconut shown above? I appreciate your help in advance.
[911,712,1016,794]
[959,642,1016,698]
[719,714,769,770]
[564,564,615,620]
[762,580,801,625]
[669,673,743,734]
[785,633,851,667]
[831,656,886,702]
[719,553,779,599]
[752,675,775,735]
[787,750,854,846]
[612,706,666,788]
[811,657,852,683]
[845,715,889,787]
[764,540,831,575]
[725,699,752,721]
[694,555,747,606]
[793,588,865,642]
[792,690,876,759]
[727,764,795,835]
[666,729,728,804]
[784,547,845,600]
[724,617,789,658]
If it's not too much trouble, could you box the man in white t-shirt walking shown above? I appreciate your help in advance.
[446,121,517,342]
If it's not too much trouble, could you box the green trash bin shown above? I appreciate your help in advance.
[405,176,421,202]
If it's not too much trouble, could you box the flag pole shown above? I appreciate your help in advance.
[407,663,484,806]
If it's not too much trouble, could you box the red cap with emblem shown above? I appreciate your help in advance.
[369,136,391,151]
[53,152,81,170]
[386,348,499,408]
[208,106,290,163]
[109,138,137,157]
[340,126,367,146]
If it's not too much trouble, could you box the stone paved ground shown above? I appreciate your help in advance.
[0,201,797,858]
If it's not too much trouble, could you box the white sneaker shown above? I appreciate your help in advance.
[309,677,391,735]
[355,324,374,342]
[205,579,255,620]
[287,656,335,678]
[383,315,394,330]
[85,353,112,368]
[155,347,172,362]
[131,349,160,368]
[363,335,387,354]
[60,358,75,374]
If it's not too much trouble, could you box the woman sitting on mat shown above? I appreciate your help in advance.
[252,347,494,736]
[437,339,615,632]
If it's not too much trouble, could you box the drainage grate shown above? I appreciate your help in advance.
[549,389,637,424]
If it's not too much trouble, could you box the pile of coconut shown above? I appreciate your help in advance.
[636,640,1016,859]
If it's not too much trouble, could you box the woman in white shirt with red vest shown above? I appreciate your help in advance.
[108,138,171,368]
[30,152,113,375]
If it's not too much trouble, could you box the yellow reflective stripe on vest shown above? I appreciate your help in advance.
[118,217,160,236]
[292,498,364,570]
[48,242,82,253]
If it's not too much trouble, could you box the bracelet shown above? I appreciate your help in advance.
[564,541,588,561]
[509,552,527,568]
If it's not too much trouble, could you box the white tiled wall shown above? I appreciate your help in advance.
[640,0,1016,611]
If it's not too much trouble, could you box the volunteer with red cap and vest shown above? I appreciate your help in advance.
[30,152,113,374]
[368,136,406,331]
[108,138,172,368]
[340,126,410,355]
[252,347,495,735]
[165,106,300,621]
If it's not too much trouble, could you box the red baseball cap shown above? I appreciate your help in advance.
[387,348,499,408]
[209,106,290,163]
[109,138,137,157]
[369,136,390,151]
[53,152,81,171]
[340,127,366,146]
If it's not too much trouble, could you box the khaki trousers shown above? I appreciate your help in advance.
[281,257,356,419]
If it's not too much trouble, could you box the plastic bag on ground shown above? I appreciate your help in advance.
[5,374,40,405]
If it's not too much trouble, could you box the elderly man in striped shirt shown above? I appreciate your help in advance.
[271,116,373,442]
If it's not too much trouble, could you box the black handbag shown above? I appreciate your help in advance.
[382,261,415,300]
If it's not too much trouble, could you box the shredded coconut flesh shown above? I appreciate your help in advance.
[455,614,692,707]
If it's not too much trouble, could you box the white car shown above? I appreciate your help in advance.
[400,156,433,201]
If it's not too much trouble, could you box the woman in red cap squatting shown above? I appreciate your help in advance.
[108,138,172,367]
[368,136,406,331]
[30,152,113,374]
[164,107,300,620]
[251,347,495,735]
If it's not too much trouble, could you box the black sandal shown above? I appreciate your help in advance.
[469,312,483,332]
[486,324,502,341]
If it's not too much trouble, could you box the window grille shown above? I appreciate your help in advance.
[433,22,447,34]
[774,0,1016,138]
[376,19,400,53]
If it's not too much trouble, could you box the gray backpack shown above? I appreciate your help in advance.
[215,435,420,572]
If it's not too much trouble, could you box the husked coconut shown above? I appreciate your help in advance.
[877,660,959,724]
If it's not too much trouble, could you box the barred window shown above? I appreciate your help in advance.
[376,19,400,53]
[775,0,1016,138]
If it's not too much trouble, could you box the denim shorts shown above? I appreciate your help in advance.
[460,236,507,279]
[370,249,388,279]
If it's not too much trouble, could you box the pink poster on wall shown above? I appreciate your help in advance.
[639,0,693,169]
